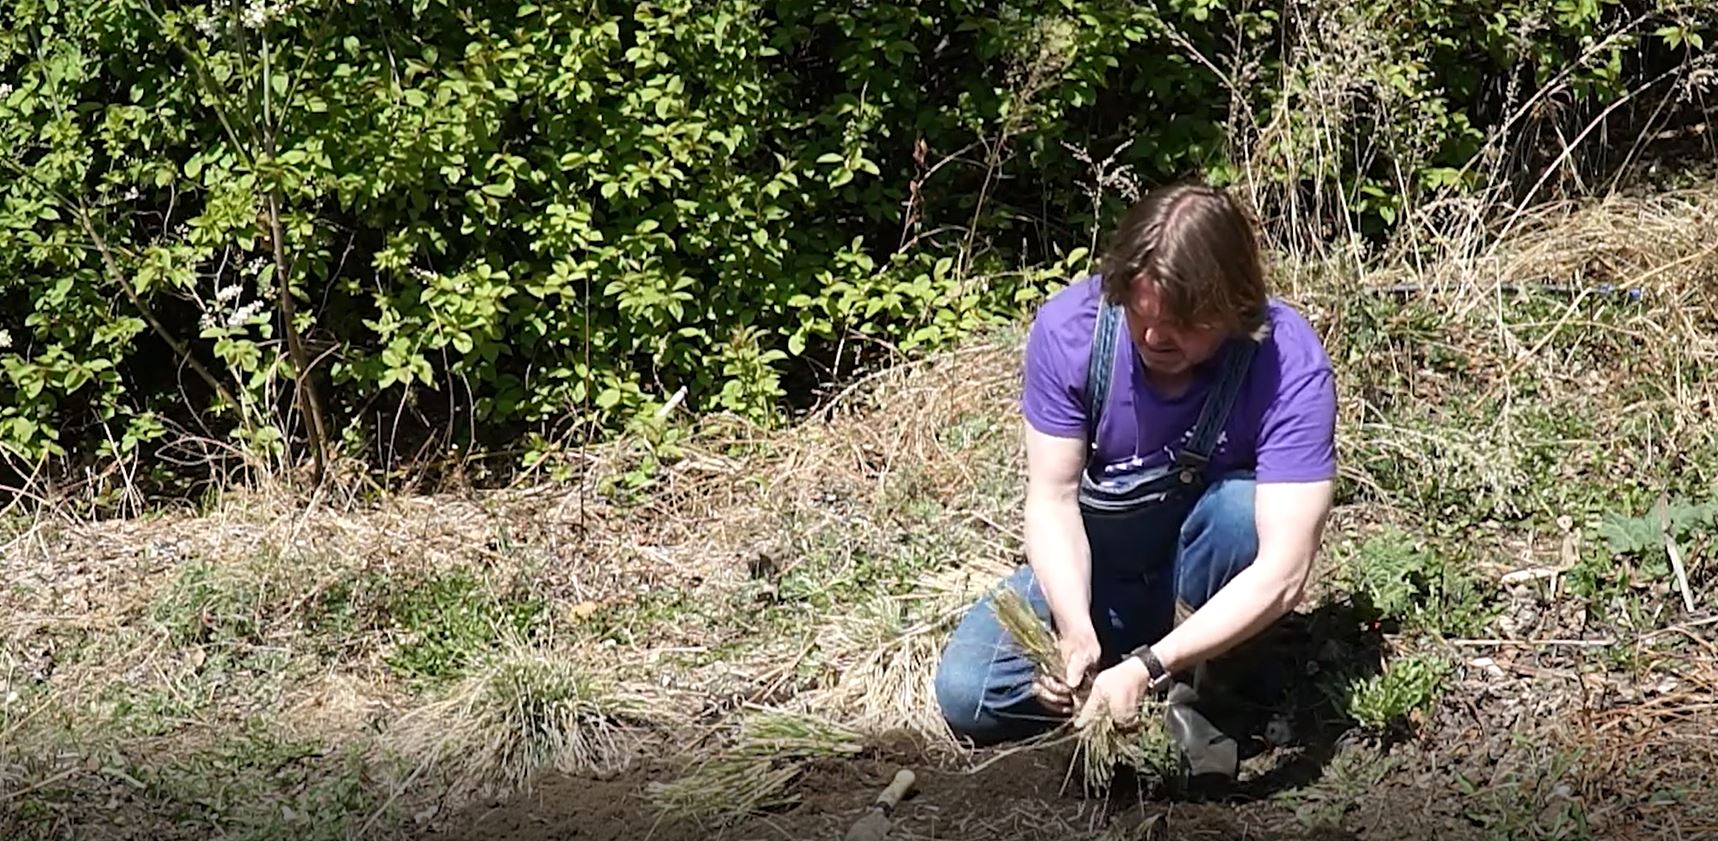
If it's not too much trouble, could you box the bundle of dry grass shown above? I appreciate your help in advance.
[384,637,663,804]
[643,756,803,828]
[732,704,867,760]
[644,705,865,826]
[989,585,1173,794]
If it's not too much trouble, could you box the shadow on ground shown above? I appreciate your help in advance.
[1089,594,1390,811]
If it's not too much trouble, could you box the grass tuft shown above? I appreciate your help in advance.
[990,585,1064,676]
[733,705,866,760]
[644,707,861,827]
[386,636,656,803]
[644,757,803,827]
[813,593,965,746]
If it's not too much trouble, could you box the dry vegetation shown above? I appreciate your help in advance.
[4,182,1718,841]
[8,0,1718,823]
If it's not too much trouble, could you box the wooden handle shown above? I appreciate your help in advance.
[875,768,916,810]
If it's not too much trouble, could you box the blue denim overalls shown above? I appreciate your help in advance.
[1076,297,1256,585]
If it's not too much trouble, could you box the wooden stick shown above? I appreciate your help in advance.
[1449,638,1617,648]
[1658,494,1698,614]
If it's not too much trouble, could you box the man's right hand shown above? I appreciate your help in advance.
[1034,632,1102,715]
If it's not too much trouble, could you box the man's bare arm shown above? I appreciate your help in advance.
[1022,425,1096,647]
[1149,479,1334,675]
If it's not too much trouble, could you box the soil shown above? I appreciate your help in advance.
[415,735,1349,841]
[414,607,1392,841]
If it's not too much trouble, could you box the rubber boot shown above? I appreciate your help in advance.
[1162,662,1238,794]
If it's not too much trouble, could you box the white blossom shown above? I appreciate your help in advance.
[241,0,268,29]
[216,283,243,303]
[0,84,13,99]
[227,301,267,327]
[0,329,11,349]
[240,0,295,29]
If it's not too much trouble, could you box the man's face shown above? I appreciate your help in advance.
[1122,280,1228,378]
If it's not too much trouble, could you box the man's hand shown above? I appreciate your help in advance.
[1073,657,1153,729]
[1035,632,1101,715]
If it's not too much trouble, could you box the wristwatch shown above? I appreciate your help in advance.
[1129,644,1174,694]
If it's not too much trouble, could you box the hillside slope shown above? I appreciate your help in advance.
[4,189,1718,840]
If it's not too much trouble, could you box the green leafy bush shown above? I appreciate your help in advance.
[0,0,1705,492]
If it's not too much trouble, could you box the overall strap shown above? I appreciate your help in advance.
[1081,298,1122,463]
[1175,338,1257,470]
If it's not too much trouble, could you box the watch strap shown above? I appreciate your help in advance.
[1130,644,1172,692]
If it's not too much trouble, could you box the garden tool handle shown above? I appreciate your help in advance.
[875,768,916,810]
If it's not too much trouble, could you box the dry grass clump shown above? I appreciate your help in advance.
[645,706,865,827]
[1319,188,1718,517]
[644,756,803,828]
[385,637,661,803]
[810,593,971,750]
[732,704,867,760]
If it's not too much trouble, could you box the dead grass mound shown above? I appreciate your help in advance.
[382,636,666,806]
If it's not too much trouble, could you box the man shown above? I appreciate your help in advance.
[932,180,1337,784]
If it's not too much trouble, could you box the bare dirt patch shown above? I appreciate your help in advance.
[417,746,1345,841]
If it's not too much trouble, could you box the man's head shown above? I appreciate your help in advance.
[1098,181,1269,378]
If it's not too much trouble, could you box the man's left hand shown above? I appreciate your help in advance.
[1073,656,1153,730]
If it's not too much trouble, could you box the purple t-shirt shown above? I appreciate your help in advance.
[1022,275,1337,484]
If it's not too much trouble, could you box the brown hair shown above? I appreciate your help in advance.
[1097,181,1269,338]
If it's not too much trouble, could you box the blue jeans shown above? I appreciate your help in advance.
[932,475,1259,745]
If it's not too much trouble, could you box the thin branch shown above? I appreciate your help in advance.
[74,204,241,413]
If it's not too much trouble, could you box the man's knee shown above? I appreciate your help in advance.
[932,650,988,737]
[931,567,1049,744]
[1176,476,1259,608]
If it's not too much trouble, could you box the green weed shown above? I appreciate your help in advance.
[1324,653,1450,735]
[1338,527,1496,638]
[130,721,376,841]
[149,560,267,648]
[381,570,547,682]
[1453,738,1594,841]
[1276,742,1399,831]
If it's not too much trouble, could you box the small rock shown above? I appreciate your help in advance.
[1654,676,1680,695]
[1469,657,1506,679]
